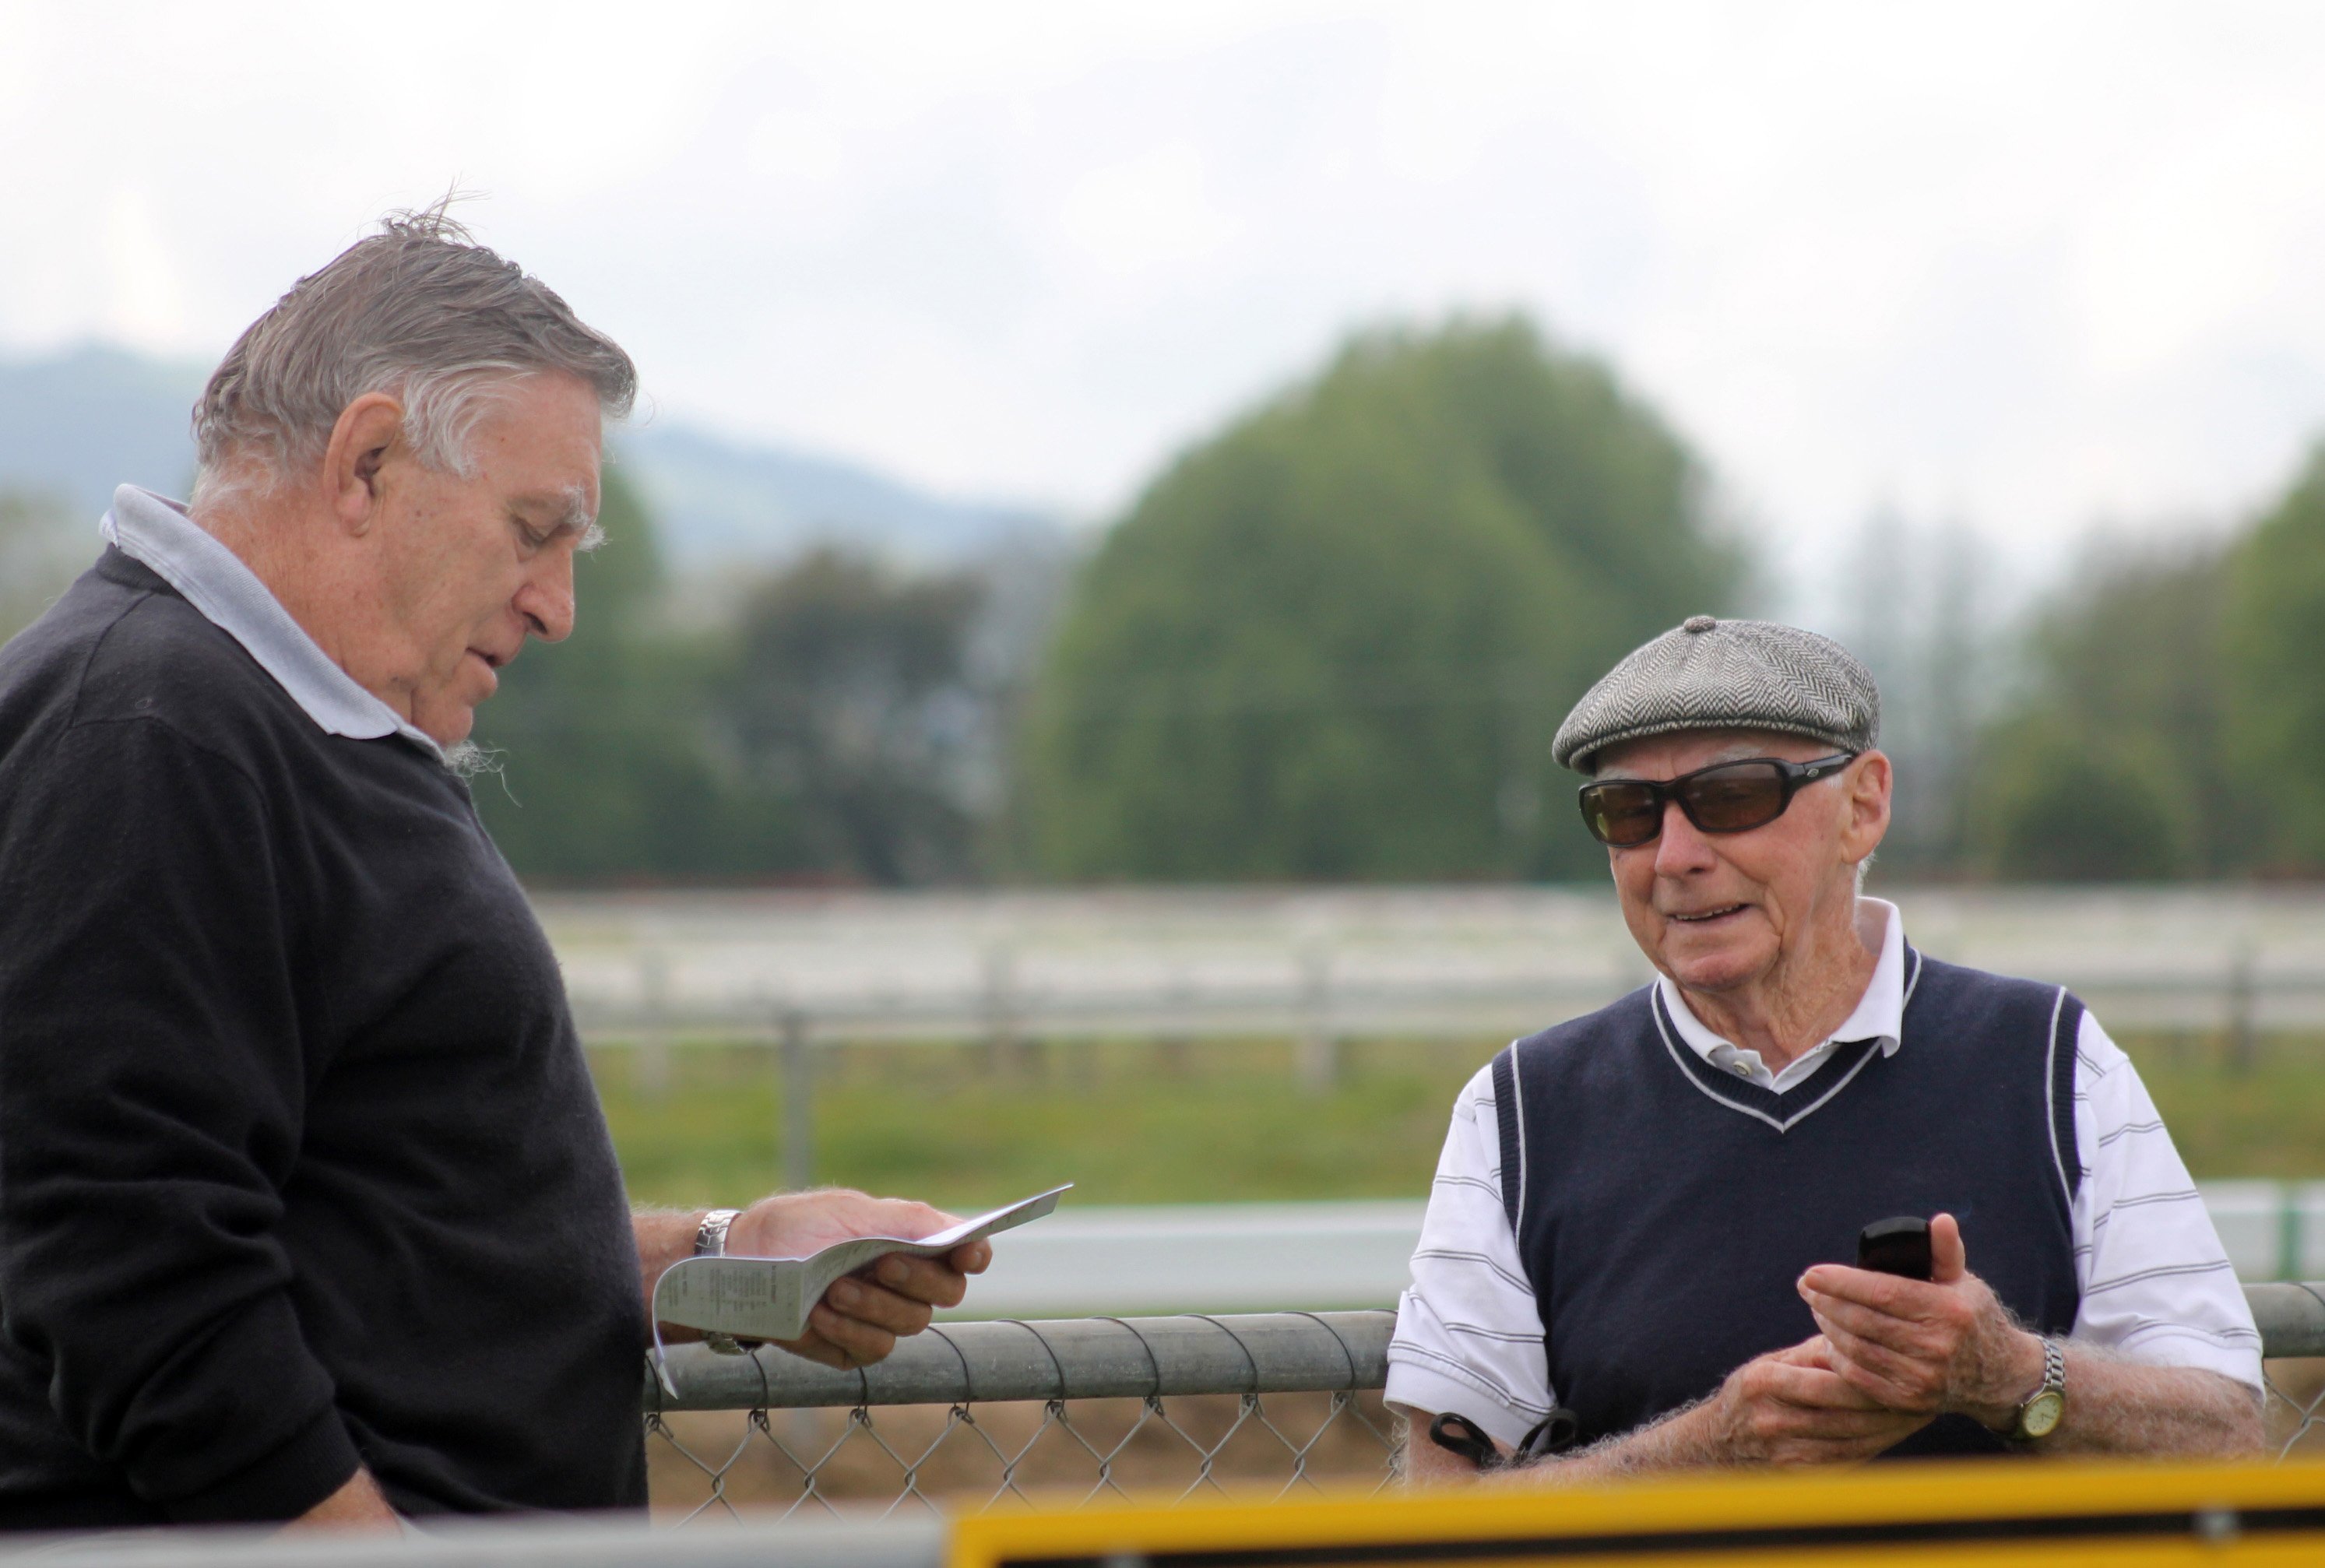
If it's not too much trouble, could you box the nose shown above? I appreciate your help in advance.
[1651,798,1718,878]
[515,543,577,644]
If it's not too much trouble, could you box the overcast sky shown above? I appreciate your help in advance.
[9,1,2325,600]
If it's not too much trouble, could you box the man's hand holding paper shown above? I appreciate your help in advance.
[725,1190,994,1370]
[652,1186,1068,1380]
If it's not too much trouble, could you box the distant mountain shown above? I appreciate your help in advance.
[0,346,1064,563]
[0,345,209,521]
[616,422,1060,569]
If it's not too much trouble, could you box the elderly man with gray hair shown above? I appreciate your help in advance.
[1390,617,2264,1481]
[0,209,988,1530]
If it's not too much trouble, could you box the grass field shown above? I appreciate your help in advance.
[593,1031,2325,1211]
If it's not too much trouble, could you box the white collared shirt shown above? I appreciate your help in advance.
[1662,900,1907,1093]
[100,485,442,759]
[1384,897,2265,1448]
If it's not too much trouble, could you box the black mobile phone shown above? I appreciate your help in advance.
[1856,1216,1933,1281]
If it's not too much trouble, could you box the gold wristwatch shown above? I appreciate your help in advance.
[2010,1337,2067,1441]
[694,1208,748,1355]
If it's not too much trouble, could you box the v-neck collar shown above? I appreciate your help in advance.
[1650,947,1926,1134]
[1656,898,1909,1088]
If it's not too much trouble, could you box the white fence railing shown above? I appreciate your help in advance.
[543,885,2325,1048]
[543,886,2325,1186]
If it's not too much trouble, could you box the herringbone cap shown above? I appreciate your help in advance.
[1553,615,1880,772]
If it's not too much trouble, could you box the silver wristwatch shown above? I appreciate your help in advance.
[694,1209,747,1355]
[2010,1336,2067,1442]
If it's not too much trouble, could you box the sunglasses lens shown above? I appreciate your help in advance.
[1680,763,1789,833]
[1581,782,1664,846]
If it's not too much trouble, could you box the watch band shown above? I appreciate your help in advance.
[695,1208,740,1257]
[2010,1337,2068,1441]
[694,1209,747,1355]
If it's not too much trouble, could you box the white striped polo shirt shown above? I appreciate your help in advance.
[1385,898,2264,1449]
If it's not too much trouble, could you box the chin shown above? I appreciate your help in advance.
[412,703,477,747]
[1658,930,1775,993]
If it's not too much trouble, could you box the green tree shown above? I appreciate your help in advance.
[2225,443,2325,868]
[0,490,86,648]
[1017,316,1746,881]
[1834,512,1998,875]
[1969,719,2200,880]
[1964,540,2235,880]
[470,469,796,881]
[720,550,986,885]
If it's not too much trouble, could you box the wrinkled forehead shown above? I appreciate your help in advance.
[470,371,605,475]
[466,375,605,530]
[1592,727,1834,780]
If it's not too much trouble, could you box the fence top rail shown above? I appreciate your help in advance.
[2252,1279,2325,1357]
[646,1289,2325,1412]
[646,1309,1395,1412]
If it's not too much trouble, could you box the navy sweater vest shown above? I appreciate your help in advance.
[1492,949,2082,1457]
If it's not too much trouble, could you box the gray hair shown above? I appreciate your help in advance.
[191,200,637,503]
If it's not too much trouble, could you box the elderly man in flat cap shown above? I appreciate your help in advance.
[1390,616,2263,1480]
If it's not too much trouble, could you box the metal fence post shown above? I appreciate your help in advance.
[780,1008,814,1193]
[1296,950,1339,1095]
[983,945,1025,1078]
[1155,966,1193,1078]
[635,949,671,1099]
[2226,948,2257,1076]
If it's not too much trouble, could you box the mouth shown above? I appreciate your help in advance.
[1668,904,1750,926]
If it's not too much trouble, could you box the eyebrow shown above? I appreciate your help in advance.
[515,485,603,552]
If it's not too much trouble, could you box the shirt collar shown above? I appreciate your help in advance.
[101,485,443,759]
[1656,896,1908,1065]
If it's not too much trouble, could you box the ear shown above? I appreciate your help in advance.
[320,392,407,536]
[1837,749,1892,867]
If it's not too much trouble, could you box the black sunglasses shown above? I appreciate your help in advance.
[1578,753,1858,848]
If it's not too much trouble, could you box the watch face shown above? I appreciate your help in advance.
[2019,1390,2065,1440]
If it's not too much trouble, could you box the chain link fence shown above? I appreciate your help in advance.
[643,1311,1398,1521]
[2267,1359,2325,1457]
[643,1288,2325,1520]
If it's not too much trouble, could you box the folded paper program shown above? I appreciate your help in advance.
[652,1184,1071,1345]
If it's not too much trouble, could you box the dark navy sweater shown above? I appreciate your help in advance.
[0,551,645,1526]
[1493,948,2083,1457]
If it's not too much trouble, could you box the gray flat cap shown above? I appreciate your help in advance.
[1553,614,1880,772]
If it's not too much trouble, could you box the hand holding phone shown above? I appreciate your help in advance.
[1855,1216,1933,1281]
